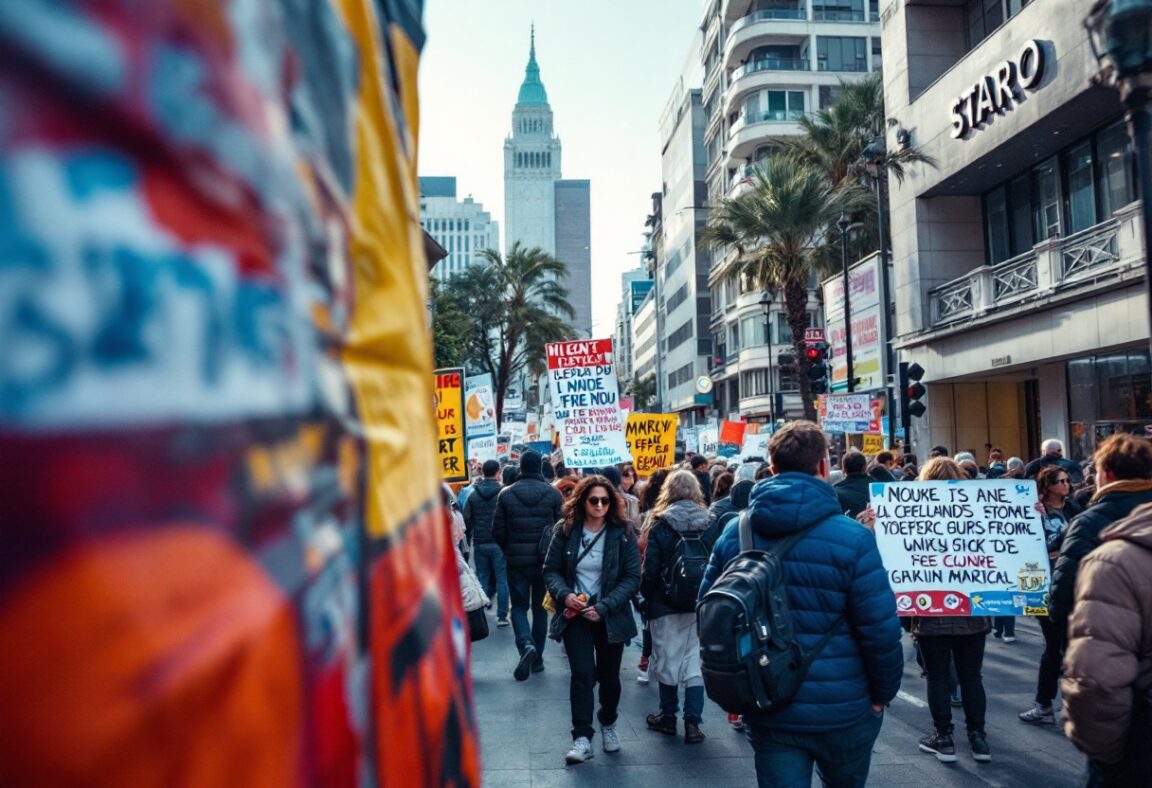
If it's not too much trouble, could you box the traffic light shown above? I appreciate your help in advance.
[806,342,829,394]
[900,361,927,419]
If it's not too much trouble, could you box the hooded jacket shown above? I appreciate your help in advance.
[705,479,753,545]
[699,472,903,733]
[1062,502,1152,775]
[834,472,872,519]
[492,474,563,574]
[462,478,502,546]
[640,499,712,619]
[1049,480,1152,624]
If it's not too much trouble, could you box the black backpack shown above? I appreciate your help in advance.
[660,521,711,612]
[697,513,844,715]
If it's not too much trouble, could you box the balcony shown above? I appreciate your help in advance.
[811,9,867,21]
[725,59,812,115]
[735,58,811,77]
[728,111,807,163]
[725,9,810,70]
[927,211,1138,329]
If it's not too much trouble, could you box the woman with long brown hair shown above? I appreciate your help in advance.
[634,467,670,683]
[542,475,641,765]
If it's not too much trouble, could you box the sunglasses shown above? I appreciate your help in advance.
[1053,478,1070,485]
[587,496,610,507]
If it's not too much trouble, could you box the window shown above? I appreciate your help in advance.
[740,369,770,397]
[1097,122,1134,217]
[741,316,767,347]
[965,0,1031,50]
[819,85,842,109]
[871,38,882,72]
[812,0,864,21]
[816,37,868,72]
[1008,174,1033,257]
[985,186,1010,264]
[668,319,695,350]
[1066,142,1096,234]
[1033,157,1061,242]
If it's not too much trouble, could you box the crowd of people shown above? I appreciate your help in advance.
[446,427,1152,787]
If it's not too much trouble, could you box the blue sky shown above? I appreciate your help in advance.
[417,1,705,335]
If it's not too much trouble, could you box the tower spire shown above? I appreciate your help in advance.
[516,24,549,106]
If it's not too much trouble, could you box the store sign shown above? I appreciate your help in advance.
[822,254,886,392]
[950,39,1046,139]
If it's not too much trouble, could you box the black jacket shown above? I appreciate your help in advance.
[1049,484,1152,623]
[492,475,563,574]
[640,500,712,619]
[543,519,641,644]
[834,473,872,519]
[694,470,713,504]
[868,465,897,483]
[463,479,501,545]
[1024,454,1084,485]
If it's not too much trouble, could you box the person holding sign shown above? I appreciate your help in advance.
[909,458,993,765]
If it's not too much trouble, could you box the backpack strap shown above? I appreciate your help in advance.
[738,511,817,557]
[798,613,848,669]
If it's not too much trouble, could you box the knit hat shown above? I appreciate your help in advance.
[930,445,949,457]
[519,449,542,477]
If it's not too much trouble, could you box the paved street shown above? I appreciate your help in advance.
[471,612,1084,787]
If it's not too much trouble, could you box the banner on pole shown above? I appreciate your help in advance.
[546,339,631,467]
[625,413,678,476]
[869,479,1049,616]
[821,394,874,433]
[435,368,468,481]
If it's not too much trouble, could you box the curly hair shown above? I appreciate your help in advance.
[561,475,627,535]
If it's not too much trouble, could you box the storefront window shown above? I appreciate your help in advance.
[985,187,1010,263]
[1067,349,1152,460]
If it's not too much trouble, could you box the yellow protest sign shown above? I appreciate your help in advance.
[435,368,468,481]
[625,413,678,476]
[862,433,885,455]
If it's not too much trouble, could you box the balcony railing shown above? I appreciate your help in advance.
[928,215,1131,328]
[812,8,867,21]
[731,7,808,32]
[736,57,811,77]
[816,59,868,72]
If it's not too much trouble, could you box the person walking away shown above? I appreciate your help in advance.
[868,451,899,483]
[640,469,713,744]
[911,458,994,764]
[689,455,713,504]
[464,459,509,626]
[705,478,754,547]
[542,476,641,764]
[634,469,670,685]
[1062,501,1152,787]
[699,421,903,787]
[985,448,1007,479]
[1025,438,1084,484]
[1018,465,1082,723]
[1005,456,1025,479]
[707,472,735,525]
[835,451,872,519]
[492,450,563,681]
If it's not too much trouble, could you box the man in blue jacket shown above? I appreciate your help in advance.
[700,421,903,787]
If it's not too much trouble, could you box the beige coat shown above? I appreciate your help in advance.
[1062,502,1152,764]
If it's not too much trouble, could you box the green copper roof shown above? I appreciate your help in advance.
[517,25,549,106]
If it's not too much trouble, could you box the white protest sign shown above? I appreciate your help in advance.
[869,479,1050,616]
[467,435,498,462]
[741,426,769,458]
[822,393,873,433]
[698,425,719,456]
[546,339,631,468]
[464,374,497,438]
[683,427,699,454]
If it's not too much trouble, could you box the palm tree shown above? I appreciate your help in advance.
[467,242,576,426]
[701,156,866,421]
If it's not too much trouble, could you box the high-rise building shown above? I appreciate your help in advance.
[503,27,592,336]
[882,0,1143,461]
[616,267,654,387]
[699,0,881,421]
[418,177,500,280]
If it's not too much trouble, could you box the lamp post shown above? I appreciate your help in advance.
[862,135,896,448]
[837,213,855,393]
[759,290,777,422]
[1085,0,1152,368]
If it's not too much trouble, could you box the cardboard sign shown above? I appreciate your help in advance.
[821,394,873,433]
[464,374,497,438]
[869,479,1050,616]
[698,425,719,456]
[741,424,769,458]
[468,435,497,463]
[683,427,699,454]
[435,368,468,481]
[625,413,678,476]
[546,339,631,468]
[862,433,885,455]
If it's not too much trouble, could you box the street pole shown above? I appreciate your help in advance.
[1126,88,1152,369]
[759,291,776,424]
[874,170,897,450]
[838,213,855,393]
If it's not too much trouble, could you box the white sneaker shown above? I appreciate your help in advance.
[601,724,620,753]
[1003,635,1017,643]
[565,736,594,764]
[636,667,649,684]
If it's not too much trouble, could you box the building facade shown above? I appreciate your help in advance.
[418,177,500,280]
[502,28,593,336]
[699,0,880,421]
[616,268,655,387]
[632,291,658,403]
[882,0,1144,461]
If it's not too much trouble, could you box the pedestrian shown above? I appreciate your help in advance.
[689,455,712,504]
[501,463,520,487]
[868,451,899,482]
[640,469,712,745]
[542,475,641,764]
[1018,465,1084,724]
[464,459,509,627]
[699,421,903,787]
[1024,438,1084,484]
[554,476,578,500]
[1005,456,1026,479]
[634,468,670,684]
[911,456,994,765]
[619,463,638,496]
[600,465,639,527]
[704,478,753,552]
[492,449,563,681]
[1062,500,1152,786]
[710,472,735,514]
[834,451,871,519]
[930,445,949,459]
[985,448,1007,479]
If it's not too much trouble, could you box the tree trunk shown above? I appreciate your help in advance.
[783,281,817,422]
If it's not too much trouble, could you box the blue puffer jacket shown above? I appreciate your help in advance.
[699,472,903,733]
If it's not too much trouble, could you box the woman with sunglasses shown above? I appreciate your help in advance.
[543,475,641,765]
[1018,465,1082,726]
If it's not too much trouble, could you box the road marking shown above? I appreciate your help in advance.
[896,690,927,708]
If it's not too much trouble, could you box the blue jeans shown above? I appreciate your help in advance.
[507,569,547,658]
[472,543,508,618]
[745,712,884,788]
[993,616,1016,637]
[659,682,704,723]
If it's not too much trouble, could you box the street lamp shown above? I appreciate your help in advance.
[1085,0,1152,367]
[759,290,777,422]
[837,212,855,393]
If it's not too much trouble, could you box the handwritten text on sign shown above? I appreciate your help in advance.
[546,339,631,467]
[822,393,873,433]
[869,479,1049,616]
[626,413,678,476]
[435,367,468,481]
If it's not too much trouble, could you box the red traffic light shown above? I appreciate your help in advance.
[805,346,821,362]
[907,382,927,400]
